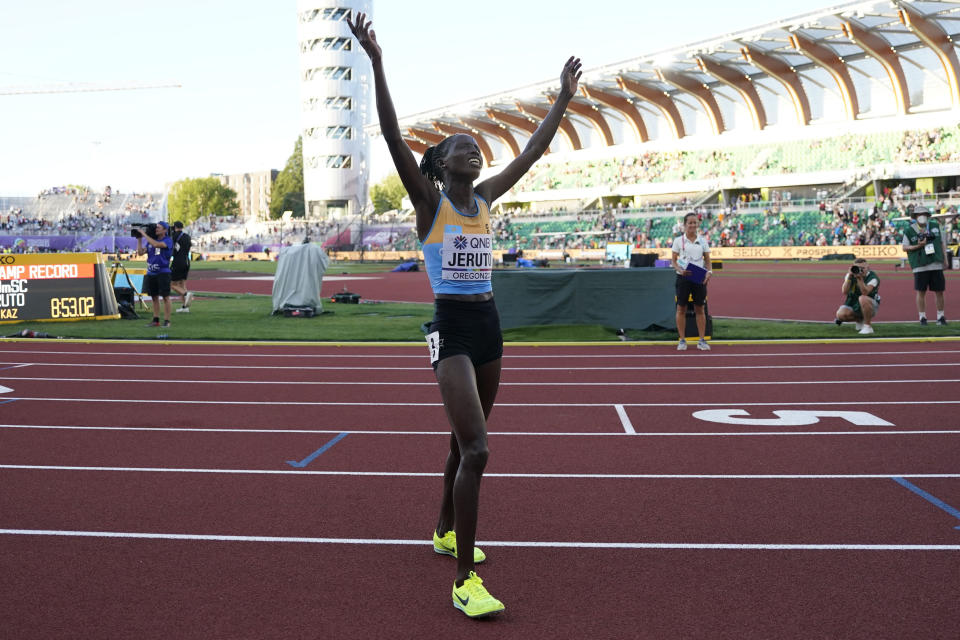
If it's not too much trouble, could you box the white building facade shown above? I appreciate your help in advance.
[296,1,372,220]
[219,170,279,221]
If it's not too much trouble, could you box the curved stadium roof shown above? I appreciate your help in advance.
[375,0,960,165]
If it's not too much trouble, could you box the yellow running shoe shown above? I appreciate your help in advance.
[433,529,486,563]
[452,571,505,618]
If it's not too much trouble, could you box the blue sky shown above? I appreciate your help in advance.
[0,0,829,196]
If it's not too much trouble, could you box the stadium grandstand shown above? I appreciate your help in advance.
[350,0,960,262]
[0,186,344,257]
[0,187,163,254]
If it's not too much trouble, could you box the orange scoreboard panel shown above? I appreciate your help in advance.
[0,253,104,322]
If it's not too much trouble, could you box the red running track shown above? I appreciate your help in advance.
[0,340,959,639]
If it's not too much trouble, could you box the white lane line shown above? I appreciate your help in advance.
[0,424,616,436]
[3,376,960,387]
[2,424,960,437]
[1,361,956,372]
[0,348,956,359]
[614,405,636,434]
[1,529,958,551]
[2,465,958,479]
[6,398,960,408]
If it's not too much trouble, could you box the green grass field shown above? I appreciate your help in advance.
[4,260,956,342]
[5,292,958,343]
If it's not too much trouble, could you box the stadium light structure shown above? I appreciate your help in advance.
[379,1,960,166]
[297,0,372,220]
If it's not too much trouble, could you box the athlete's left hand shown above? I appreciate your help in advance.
[347,12,381,63]
[559,56,582,98]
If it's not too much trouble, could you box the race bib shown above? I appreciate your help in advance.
[426,331,441,363]
[441,231,492,281]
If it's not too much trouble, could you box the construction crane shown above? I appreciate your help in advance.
[0,82,181,96]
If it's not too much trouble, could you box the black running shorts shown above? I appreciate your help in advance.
[144,273,172,297]
[171,263,190,282]
[914,269,946,292]
[426,298,503,369]
[675,275,708,306]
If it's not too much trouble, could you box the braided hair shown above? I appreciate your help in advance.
[418,136,455,190]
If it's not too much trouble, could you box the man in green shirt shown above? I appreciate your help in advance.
[835,257,880,334]
[901,206,948,325]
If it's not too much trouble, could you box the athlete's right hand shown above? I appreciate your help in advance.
[347,12,381,63]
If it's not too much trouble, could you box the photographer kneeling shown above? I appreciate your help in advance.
[134,221,173,328]
[835,257,880,334]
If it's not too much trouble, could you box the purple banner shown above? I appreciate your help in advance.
[360,225,414,246]
[243,243,284,253]
[0,235,140,252]
[82,237,139,252]
[0,235,77,251]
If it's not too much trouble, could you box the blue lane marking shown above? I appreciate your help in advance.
[286,432,348,468]
[0,399,18,405]
[892,477,960,530]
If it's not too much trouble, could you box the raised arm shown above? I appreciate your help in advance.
[475,56,582,204]
[138,233,166,251]
[347,13,438,223]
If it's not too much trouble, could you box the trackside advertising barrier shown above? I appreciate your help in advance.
[317,245,909,263]
[630,245,908,261]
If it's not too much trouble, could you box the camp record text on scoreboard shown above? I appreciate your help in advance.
[0,252,119,323]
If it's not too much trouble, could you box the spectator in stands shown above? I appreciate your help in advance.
[672,212,713,351]
[835,258,880,334]
[170,221,194,313]
[135,221,173,327]
[350,11,579,619]
[902,206,948,325]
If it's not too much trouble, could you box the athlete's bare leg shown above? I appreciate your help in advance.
[434,355,501,585]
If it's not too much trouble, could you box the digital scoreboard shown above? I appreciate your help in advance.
[0,253,118,323]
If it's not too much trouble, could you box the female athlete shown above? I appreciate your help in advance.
[349,12,581,618]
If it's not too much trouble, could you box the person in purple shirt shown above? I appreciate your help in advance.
[136,221,173,327]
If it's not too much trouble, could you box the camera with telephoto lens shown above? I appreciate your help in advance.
[917,230,936,242]
[850,264,864,276]
[130,222,158,240]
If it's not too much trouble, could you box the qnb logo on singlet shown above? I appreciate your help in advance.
[442,232,492,281]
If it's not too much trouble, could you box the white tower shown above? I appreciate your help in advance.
[296,1,372,219]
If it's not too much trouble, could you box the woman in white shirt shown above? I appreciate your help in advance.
[671,212,712,351]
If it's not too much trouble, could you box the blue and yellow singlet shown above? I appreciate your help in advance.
[421,192,494,295]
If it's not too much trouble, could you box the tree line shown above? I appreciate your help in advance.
[166,136,406,224]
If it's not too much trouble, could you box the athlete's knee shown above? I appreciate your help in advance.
[459,442,489,472]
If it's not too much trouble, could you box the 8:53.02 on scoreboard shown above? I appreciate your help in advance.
[0,253,106,322]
